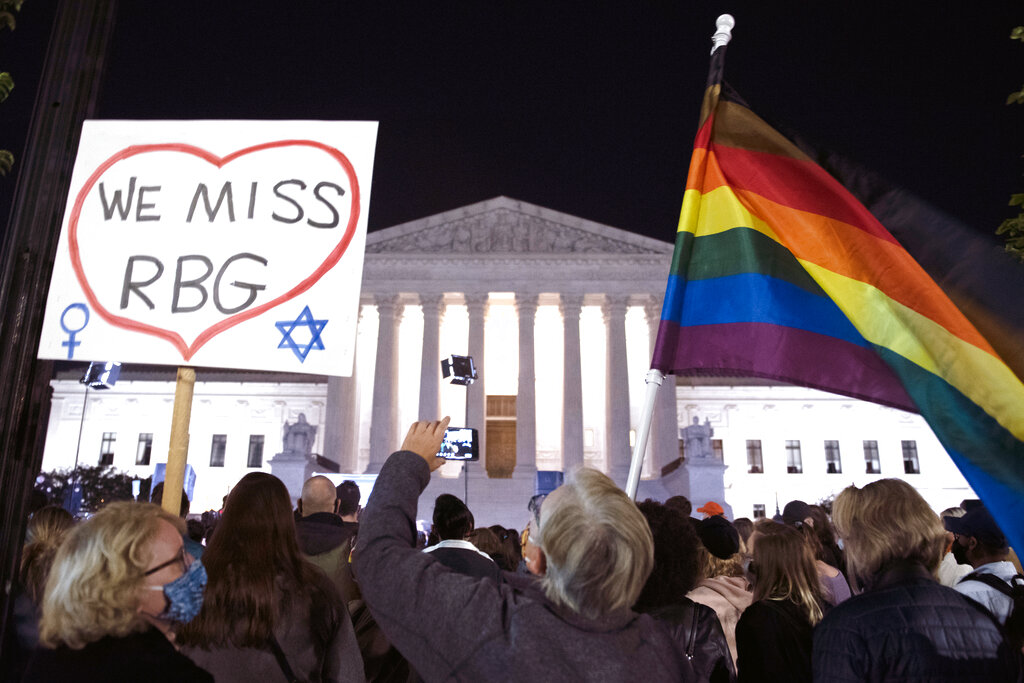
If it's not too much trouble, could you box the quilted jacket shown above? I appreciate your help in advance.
[812,560,1021,682]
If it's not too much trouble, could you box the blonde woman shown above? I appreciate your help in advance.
[735,522,823,683]
[25,502,211,683]
[813,479,1019,681]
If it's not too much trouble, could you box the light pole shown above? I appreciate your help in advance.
[441,354,478,505]
[66,361,121,514]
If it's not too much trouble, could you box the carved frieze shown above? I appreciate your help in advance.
[367,207,659,255]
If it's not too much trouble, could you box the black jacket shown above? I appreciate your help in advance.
[735,598,813,683]
[812,560,1021,682]
[295,512,358,556]
[25,627,213,683]
[650,599,736,683]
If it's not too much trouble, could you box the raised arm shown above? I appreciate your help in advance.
[354,419,509,679]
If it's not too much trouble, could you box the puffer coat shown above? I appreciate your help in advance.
[812,560,1021,682]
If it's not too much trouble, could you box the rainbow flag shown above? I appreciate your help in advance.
[652,44,1024,552]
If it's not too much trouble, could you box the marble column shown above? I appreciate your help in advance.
[604,295,631,484]
[646,296,679,476]
[323,304,365,472]
[560,295,585,473]
[367,295,402,473]
[465,293,488,468]
[418,294,444,421]
[515,294,539,480]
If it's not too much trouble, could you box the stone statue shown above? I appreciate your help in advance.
[282,413,317,456]
[682,416,714,460]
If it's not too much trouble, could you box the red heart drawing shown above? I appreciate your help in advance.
[67,140,360,361]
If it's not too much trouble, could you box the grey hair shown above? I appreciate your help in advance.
[534,468,653,620]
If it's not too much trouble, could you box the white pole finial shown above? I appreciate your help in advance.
[711,14,735,54]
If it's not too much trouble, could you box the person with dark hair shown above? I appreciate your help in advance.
[635,500,735,683]
[178,473,363,682]
[736,523,823,683]
[938,506,974,586]
[355,419,701,681]
[336,480,361,521]
[487,524,522,572]
[780,500,850,606]
[813,479,1020,681]
[805,505,844,572]
[945,505,1020,627]
[151,482,204,559]
[423,494,499,580]
[665,495,693,518]
[151,481,191,518]
[467,527,502,561]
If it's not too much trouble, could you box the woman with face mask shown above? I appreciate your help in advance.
[25,502,212,682]
[176,472,363,683]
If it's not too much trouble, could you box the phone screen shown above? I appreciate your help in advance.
[436,427,479,461]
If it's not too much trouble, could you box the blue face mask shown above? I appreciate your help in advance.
[147,558,207,624]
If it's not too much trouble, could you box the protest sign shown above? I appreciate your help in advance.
[37,120,377,376]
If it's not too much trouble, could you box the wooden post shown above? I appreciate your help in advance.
[162,367,195,516]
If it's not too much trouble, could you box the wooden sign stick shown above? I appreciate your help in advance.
[161,366,195,517]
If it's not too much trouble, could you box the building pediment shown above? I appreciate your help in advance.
[366,196,673,256]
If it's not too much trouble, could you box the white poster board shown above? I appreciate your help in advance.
[37,120,378,376]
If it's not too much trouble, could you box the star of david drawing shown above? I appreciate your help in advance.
[275,305,328,362]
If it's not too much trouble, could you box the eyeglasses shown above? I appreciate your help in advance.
[527,493,547,517]
[145,545,190,576]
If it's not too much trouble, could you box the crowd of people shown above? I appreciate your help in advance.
[5,416,1023,682]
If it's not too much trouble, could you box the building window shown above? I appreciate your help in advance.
[99,432,116,466]
[746,440,763,473]
[247,435,265,468]
[902,440,920,474]
[136,433,153,466]
[786,440,803,473]
[753,504,766,519]
[825,440,842,474]
[210,434,227,467]
[864,440,881,474]
[711,439,724,461]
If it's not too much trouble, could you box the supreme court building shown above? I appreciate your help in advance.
[40,198,975,528]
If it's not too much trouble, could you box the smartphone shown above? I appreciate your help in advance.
[435,427,479,461]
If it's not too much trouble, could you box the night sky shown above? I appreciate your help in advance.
[3,2,1023,245]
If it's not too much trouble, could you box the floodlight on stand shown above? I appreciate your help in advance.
[80,361,121,389]
[441,355,477,386]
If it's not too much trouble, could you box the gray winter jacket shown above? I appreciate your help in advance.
[355,451,699,682]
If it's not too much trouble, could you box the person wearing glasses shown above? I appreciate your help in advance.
[355,418,701,682]
[813,479,1020,681]
[25,502,212,682]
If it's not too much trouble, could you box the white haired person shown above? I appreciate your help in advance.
[25,502,212,682]
[812,479,1020,681]
[354,418,701,681]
